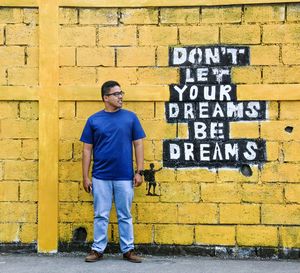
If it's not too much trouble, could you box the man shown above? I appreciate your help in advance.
[80,81,145,263]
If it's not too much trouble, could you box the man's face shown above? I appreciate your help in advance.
[104,85,123,109]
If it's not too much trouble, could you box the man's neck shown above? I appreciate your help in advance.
[104,105,121,112]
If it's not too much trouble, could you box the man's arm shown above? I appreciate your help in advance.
[133,138,144,187]
[82,143,93,193]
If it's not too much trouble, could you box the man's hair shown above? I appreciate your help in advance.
[101,80,120,100]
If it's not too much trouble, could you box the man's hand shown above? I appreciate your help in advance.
[83,177,92,193]
[134,173,143,187]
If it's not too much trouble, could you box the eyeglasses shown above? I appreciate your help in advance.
[105,91,125,97]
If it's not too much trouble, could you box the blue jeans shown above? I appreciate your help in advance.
[91,178,134,253]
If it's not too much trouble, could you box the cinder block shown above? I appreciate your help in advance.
[59,120,86,139]
[59,8,78,24]
[59,161,82,181]
[221,25,260,44]
[21,139,38,160]
[161,8,199,24]
[137,67,178,85]
[141,120,176,140]
[117,47,155,67]
[261,162,300,182]
[19,181,38,201]
[153,140,162,161]
[160,182,200,202]
[0,8,23,23]
[0,223,19,242]
[0,202,37,222]
[78,181,93,202]
[0,66,6,84]
[242,184,283,203]
[232,66,261,84]
[59,47,76,66]
[4,160,38,180]
[282,45,300,65]
[287,4,300,21]
[261,120,300,141]
[263,66,300,84]
[153,166,176,182]
[139,26,177,46]
[280,227,300,248]
[121,8,158,25]
[0,181,19,201]
[59,181,79,201]
[195,225,235,245]
[6,24,38,46]
[178,203,218,224]
[23,8,39,25]
[0,140,21,159]
[58,223,72,242]
[156,46,168,67]
[60,26,96,46]
[266,141,279,161]
[77,47,114,67]
[59,202,93,222]
[0,102,18,119]
[59,140,73,160]
[218,167,259,183]
[134,224,153,244]
[98,26,137,46]
[262,204,300,224]
[59,101,75,119]
[179,26,218,45]
[154,224,194,245]
[0,46,24,66]
[280,101,300,120]
[8,67,38,86]
[177,168,216,182]
[122,102,154,120]
[137,203,177,223]
[283,141,300,162]
[0,25,4,45]
[220,204,260,224]
[1,120,38,138]
[97,68,137,85]
[201,6,241,23]
[76,101,103,119]
[263,24,300,43]
[26,47,38,67]
[59,67,96,85]
[20,102,38,119]
[20,223,37,243]
[237,225,278,247]
[201,182,241,203]
[79,8,118,25]
[285,184,300,203]
[230,122,259,138]
[250,45,280,65]
[244,5,285,22]
[268,101,279,120]
[73,141,83,161]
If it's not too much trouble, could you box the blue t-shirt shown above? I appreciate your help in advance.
[80,109,146,180]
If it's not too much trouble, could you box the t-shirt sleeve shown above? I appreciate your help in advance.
[80,118,93,144]
[132,114,146,141]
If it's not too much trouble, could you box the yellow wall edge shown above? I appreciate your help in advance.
[60,0,300,7]
[0,0,38,7]
[58,85,170,101]
[0,87,39,100]
[238,84,300,101]
[37,0,59,253]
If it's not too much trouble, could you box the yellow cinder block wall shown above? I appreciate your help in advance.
[1,3,300,250]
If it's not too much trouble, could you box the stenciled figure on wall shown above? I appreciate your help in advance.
[144,163,162,196]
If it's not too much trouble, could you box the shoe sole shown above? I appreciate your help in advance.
[123,257,142,263]
[85,258,103,262]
